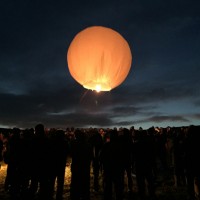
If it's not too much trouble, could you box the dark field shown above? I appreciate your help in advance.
[0,160,193,200]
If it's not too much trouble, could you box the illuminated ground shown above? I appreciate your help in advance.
[0,160,189,200]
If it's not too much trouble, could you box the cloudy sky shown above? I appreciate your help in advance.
[1,0,200,130]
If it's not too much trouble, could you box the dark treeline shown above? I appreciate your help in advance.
[0,124,200,200]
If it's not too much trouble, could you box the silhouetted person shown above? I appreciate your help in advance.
[2,131,9,190]
[185,125,200,200]
[100,129,125,200]
[0,133,3,169]
[29,123,51,199]
[121,128,134,194]
[132,129,157,200]
[89,128,103,192]
[70,129,93,200]
[48,129,69,200]
[155,128,168,180]
[173,128,187,187]
[19,128,35,199]
[4,127,22,200]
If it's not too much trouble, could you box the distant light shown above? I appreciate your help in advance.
[67,26,132,92]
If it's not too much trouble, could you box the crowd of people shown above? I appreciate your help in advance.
[0,124,200,200]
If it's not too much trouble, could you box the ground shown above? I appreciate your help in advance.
[0,161,190,200]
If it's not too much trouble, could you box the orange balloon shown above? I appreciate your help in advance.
[67,26,132,92]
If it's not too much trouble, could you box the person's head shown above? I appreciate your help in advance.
[12,127,21,139]
[35,123,45,137]
[22,128,34,139]
[55,129,65,140]
[109,129,118,142]
[123,128,130,138]
[147,126,156,136]
[74,129,85,141]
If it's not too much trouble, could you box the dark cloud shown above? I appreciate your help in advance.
[148,115,190,123]
[131,115,190,128]
[192,114,200,120]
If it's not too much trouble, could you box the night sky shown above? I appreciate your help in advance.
[1,0,200,130]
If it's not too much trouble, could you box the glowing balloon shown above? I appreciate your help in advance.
[67,26,132,92]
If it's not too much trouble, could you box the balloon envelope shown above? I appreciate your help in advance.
[67,26,132,92]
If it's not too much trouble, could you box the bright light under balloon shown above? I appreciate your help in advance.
[67,26,132,92]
